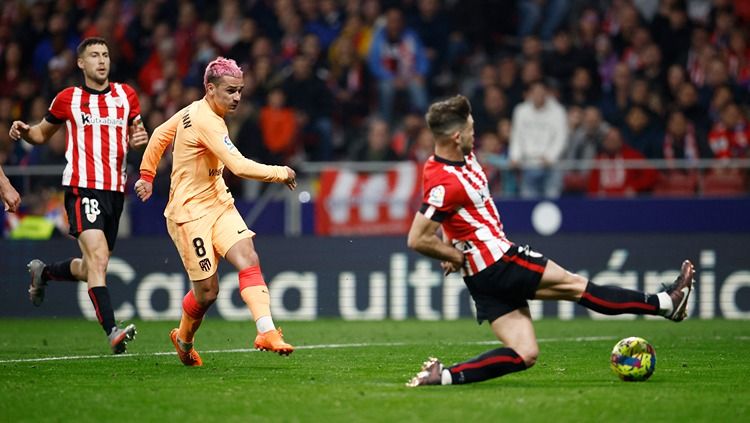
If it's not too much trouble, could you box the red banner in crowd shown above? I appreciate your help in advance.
[315,162,422,235]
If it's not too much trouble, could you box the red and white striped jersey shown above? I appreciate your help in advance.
[420,153,512,276]
[46,83,141,192]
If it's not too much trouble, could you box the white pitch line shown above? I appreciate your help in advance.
[0,336,617,365]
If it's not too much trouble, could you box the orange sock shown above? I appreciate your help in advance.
[178,290,207,343]
[239,266,272,329]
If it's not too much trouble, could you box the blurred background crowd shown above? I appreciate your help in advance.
[1,0,749,208]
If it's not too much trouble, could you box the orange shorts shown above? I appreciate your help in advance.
[167,203,254,280]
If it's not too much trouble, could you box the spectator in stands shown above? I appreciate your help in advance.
[409,0,467,95]
[606,2,642,56]
[574,7,600,49]
[227,18,260,65]
[620,105,664,159]
[708,84,735,123]
[650,0,692,67]
[125,1,160,69]
[212,0,244,53]
[689,29,715,86]
[476,132,506,197]
[32,13,80,78]
[588,127,657,197]
[701,56,734,107]
[565,66,599,107]
[564,106,610,194]
[469,63,499,113]
[252,56,281,106]
[662,109,713,173]
[711,6,735,51]
[519,35,544,63]
[407,126,434,165]
[474,85,509,136]
[726,28,750,88]
[708,102,750,159]
[665,64,688,104]
[300,33,329,75]
[358,0,382,57]
[516,0,570,40]
[184,21,222,88]
[259,88,299,165]
[278,12,304,64]
[137,24,176,97]
[328,35,371,143]
[543,29,594,96]
[173,2,200,76]
[636,44,665,95]
[675,81,711,132]
[519,59,545,89]
[350,117,400,162]
[81,1,135,73]
[594,34,619,90]
[496,57,524,111]
[305,0,344,51]
[600,62,632,126]
[391,112,425,158]
[367,7,429,124]
[282,55,334,161]
[0,42,24,99]
[509,80,568,198]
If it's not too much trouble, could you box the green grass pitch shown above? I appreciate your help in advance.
[1,318,748,422]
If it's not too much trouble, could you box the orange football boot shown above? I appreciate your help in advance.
[254,327,294,356]
[169,328,203,366]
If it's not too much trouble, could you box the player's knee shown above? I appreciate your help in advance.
[201,289,219,307]
[567,273,589,298]
[85,254,109,275]
[247,251,260,267]
[517,345,539,368]
[193,286,219,307]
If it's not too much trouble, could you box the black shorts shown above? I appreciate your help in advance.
[64,187,124,251]
[464,244,548,324]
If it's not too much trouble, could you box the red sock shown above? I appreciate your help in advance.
[178,290,208,343]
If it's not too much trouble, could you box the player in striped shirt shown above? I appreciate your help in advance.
[405,95,696,387]
[134,57,297,366]
[8,37,146,354]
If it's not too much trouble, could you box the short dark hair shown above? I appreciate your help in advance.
[425,95,472,138]
[76,37,109,57]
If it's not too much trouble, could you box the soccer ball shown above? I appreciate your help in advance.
[610,336,656,381]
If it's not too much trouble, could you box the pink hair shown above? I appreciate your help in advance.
[203,57,242,89]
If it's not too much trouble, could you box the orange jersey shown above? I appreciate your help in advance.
[139,98,288,223]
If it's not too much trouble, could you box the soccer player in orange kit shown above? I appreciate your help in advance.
[134,57,297,366]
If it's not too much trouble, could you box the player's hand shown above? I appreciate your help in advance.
[9,121,30,141]
[283,166,297,191]
[440,253,465,276]
[128,125,149,149]
[134,179,153,202]
[0,182,21,212]
[440,260,462,276]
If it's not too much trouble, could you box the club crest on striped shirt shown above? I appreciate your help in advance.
[427,185,445,207]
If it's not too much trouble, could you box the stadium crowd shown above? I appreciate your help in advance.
[1,0,749,204]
